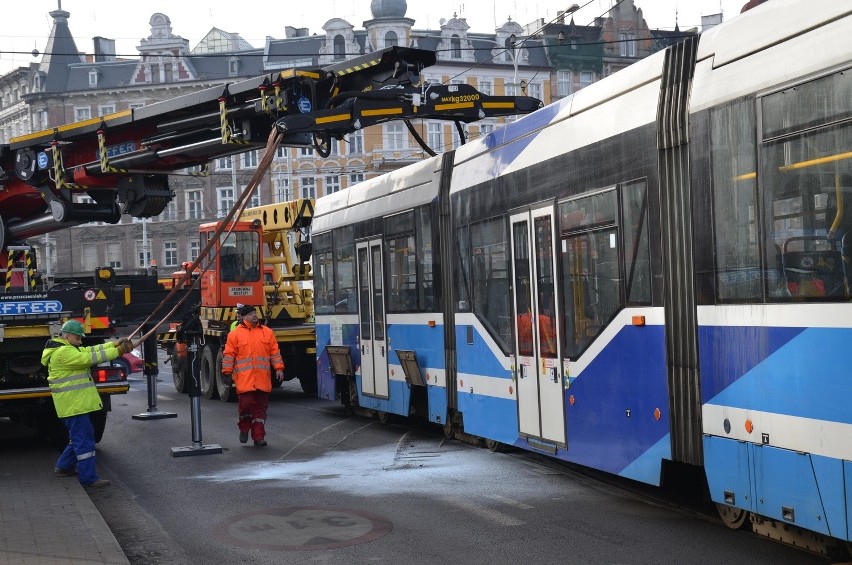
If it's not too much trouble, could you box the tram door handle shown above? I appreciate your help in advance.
[518,364,526,380]
[549,367,558,384]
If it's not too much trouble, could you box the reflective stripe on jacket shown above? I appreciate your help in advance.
[41,338,121,418]
[221,322,284,394]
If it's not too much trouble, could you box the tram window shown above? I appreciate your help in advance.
[455,225,471,311]
[622,180,651,303]
[761,128,852,300]
[386,232,417,311]
[334,225,356,313]
[759,69,852,301]
[761,70,851,140]
[710,99,761,301]
[313,232,335,314]
[385,211,418,312]
[558,191,622,359]
[470,217,511,353]
[417,207,434,310]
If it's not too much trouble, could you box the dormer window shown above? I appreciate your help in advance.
[228,57,239,76]
[451,35,461,58]
[333,35,346,59]
[385,31,398,48]
[88,69,99,88]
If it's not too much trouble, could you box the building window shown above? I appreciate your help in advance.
[106,242,122,269]
[528,82,542,100]
[428,122,443,152]
[300,147,314,157]
[557,70,571,97]
[325,175,341,195]
[244,185,261,208]
[300,177,316,199]
[189,240,200,262]
[136,240,151,269]
[164,241,178,267]
[479,80,492,96]
[619,32,636,57]
[276,146,288,159]
[385,122,406,150]
[478,123,494,139]
[228,59,239,75]
[217,187,235,217]
[451,35,462,58]
[88,70,98,87]
[346,130,364,154]
[217,156,232,170]
[82,246,99,271]
[186,190,203,220]
[334,35,346,59]
[275,176,291,201]
[162,200,178,221]
[75,107,92,122]
[349,173,364,186]
[580,71,594,89]
[242,150,258,168]
[98,104,115,117]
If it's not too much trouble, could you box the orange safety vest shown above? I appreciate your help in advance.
[221,322,284,394]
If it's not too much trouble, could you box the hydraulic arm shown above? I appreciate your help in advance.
[0,46,542,250]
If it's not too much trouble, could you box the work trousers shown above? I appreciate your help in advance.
[55,413,99,486]
[237,390,270,441]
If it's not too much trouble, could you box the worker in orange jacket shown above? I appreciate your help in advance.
[221,305,284,446]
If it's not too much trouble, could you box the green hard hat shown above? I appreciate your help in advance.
[61,320,85,337]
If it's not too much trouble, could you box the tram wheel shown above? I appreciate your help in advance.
[377,410,390,424]
[442,421,454,439]
[485,438,504,453]
[716,503,749,530]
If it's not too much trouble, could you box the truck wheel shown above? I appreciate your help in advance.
[172,351,189,393]
[90,411,107,443]
[36,406,68,448]
[299,374,318,395]
[215,348,236,402]
[200,345,220,400]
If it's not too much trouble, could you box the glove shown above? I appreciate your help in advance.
[275,369,284,382]
[116,340,134,355]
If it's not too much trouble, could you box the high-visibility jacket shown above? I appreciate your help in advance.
[41,338,121,418]
[221,321,284,394]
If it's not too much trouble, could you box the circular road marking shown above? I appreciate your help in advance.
[215,506,392,551]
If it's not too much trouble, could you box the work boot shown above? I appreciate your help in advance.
[254,439,267,447]
[54,467,77,477]
[84,479,111,488]
[239,431,248,443]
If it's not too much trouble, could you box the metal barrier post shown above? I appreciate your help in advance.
[133,323,177,420]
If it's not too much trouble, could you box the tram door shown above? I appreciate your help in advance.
[356,240,389,398]
[510,207,565,446]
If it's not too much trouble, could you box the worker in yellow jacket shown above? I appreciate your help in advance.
[41,320,134,487]
[221,305,284,446]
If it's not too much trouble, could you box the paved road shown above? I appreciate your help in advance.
[71,357,833,565]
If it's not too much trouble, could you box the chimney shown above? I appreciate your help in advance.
[93,37,116,62]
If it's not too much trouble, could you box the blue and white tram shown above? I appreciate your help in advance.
[313,0,852,551]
